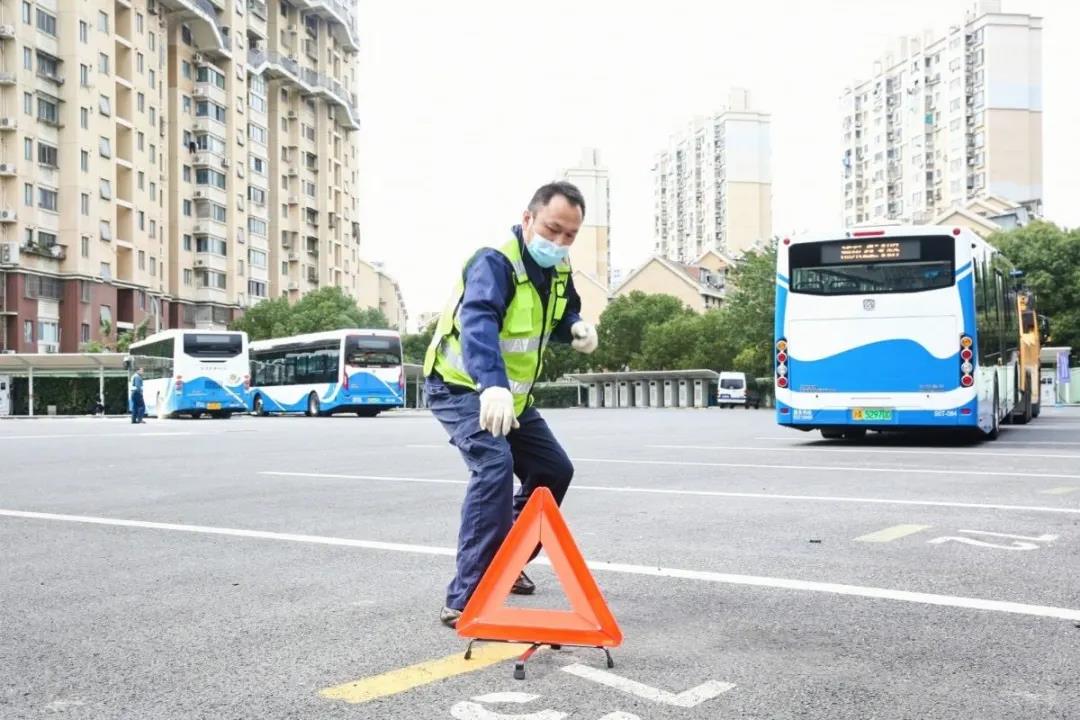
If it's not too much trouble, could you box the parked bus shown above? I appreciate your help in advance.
[248,329,404,417]
[128,329,250,419]
[774,225,1019,440]
[1012,289,1041,423]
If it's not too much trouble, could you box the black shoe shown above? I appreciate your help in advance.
[511,571,535,596]
[440,606,462,628]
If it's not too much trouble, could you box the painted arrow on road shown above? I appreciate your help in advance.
[561,663,735,708]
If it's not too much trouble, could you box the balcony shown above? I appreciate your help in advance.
[247,50,360,130]
[21,241,66,261]
[290,0,360,52]
[158,0,231,57]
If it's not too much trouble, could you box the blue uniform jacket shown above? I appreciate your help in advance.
[452,225,582,392]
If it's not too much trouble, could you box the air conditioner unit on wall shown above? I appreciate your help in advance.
[0,242,15,263]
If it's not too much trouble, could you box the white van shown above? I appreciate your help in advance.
[717,371,756,408]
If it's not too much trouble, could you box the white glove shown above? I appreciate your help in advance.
[479,386,518,437]
[570,321,598,354]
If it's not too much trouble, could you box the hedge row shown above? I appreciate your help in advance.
[7,377,129,416]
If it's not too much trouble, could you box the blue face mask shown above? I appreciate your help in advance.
[527,230,569,269]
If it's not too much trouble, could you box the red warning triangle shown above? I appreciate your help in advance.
[456,487,622,648]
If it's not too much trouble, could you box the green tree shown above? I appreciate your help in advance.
[230,288,392,340]
[720,246,777,378]
[990,221,1080,359]
[402,320,437,365]
[593,292,694,370]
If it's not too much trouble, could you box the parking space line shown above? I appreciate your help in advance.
[575,457,1080,482]
[855,524,932,543]
[320,643,529,704]
[4,508,1080,622]
[0,432,198,441]
[258,471,1080,516]
[650,444,1080,461]
[1040,487,1080,496]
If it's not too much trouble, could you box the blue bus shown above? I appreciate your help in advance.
[128,329,250,419]
[775,225,1019,439]
[248,329,405,417]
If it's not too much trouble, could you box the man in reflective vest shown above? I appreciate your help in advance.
[423,181,599,627]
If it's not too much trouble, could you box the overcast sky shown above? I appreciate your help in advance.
[354,0,1078,327]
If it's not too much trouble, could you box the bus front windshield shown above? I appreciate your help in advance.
[183,333,244,358]
[345,335,401,368]
[789,236,954,296]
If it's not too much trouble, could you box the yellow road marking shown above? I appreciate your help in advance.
[855,524,931,543]
[320,643,530,704]
[1040,487,1080,496]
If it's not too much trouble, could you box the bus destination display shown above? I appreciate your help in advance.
[821,238,920,264]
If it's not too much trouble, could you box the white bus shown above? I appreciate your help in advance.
[128,329,250,419]
[774,225,1019,439]
[248,329,404,417]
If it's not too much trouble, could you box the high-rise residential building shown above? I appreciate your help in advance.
[0,0,362,353]
[840,0,1042,227]
[652,89,771,263]
[560,148,610,288]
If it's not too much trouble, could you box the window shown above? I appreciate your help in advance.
[248,248,268,268]
[37,96,60,125]
[79,20,88,43]
[81,64,91,87]
[81,194,90,216]
[195,101,227,123]
[100,264,111,282]
[100,179,112,200]
[248,186,267,205]
[149,31,156,52]
[137,53,144,74]
[195,235,228,255]
[789,236,955,296]
[36,52,59,80]
[137,211,145,231]
[183,96,192,114]
[23,183,32,207]
[183,234,192,251]
[23,138,32,161]
[39,321,59,345]
[23,47,32,71]
[303,180,316,197]
[36,9,57,36]
[182,61,192,80]
[81,150,89,172]
[81,324,91,343]
[36,138,57,164]
[149,69,155,90]
[249,93,267,113]
[21,2,30,25]
[137,93,145,113]
[195,133,227,155]
[149,144,156,164]
[149,107,156,127]
[138,250,146,270]
[81,235,90,257]
[137,171,145,190]
[194,269,228,290]
[183,199,192,217]
[248,217,268,237]
[196,66,226,89]
[195,168,227,189]
[150,182,157,200]
[81,107,89,129]
[150,257,157,278]
[250,156,267,175]
[197,202,228,222]
[99,136,112,158]
[184,269,193,286]
[99,53,110,75]
[98,11,109,33]
[99,221,112,240]
[81,281,91,303]
[24,320,33,344]
[23,92,32,116]
[248,280,268,297]
[38,188,58,211]
[248,123,267,144]
[182,165,193,183]
[136,12,144,34]
[181,25,193,46]
[137,132,145,151]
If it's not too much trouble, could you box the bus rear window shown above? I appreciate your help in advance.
[183,333,243,358]
[789,236,954,295]
[345,335,401,367]
[720,378,744,390]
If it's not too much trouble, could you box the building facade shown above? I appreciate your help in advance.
[840,0,1042,227]
[560,147,610,288]
[0,0,362,353]
[612,250,732,314]
[355,259,407,333]
[652,88,771,263]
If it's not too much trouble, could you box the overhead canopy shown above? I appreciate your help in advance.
[565,369,720,383]
[0,353,130,376]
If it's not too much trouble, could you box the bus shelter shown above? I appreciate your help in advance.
[565,370,721,409]
[0,353,129,416]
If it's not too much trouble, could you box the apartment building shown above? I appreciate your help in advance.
[355,259,407,333]
[840,0,1042,226]
[560,147,610,288]
[0,0,362,353]
[652,88,771,263]
[612,249,731,314]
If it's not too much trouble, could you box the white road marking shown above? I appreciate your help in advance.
[258,471,1080,516]
[0,432,197,441]
[755,436,1080,447]
[405,444,447,449]
[575,457,1080,482]
[1040,487,1080,496]
[855,524,932,543]
[4,508,1080,622]
[650,444,1080,461]
[561,664,735,708]
[956,530,1058,542]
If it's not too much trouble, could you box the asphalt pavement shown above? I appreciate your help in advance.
[2,406,1078,719]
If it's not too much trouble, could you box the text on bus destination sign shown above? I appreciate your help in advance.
[821,238,920,264]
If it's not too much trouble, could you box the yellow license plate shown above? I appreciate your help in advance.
[207,402,221,410]
[852,407,892,422]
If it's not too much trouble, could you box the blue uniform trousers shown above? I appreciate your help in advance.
[426,375,574,611]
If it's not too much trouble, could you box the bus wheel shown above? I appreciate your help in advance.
[987,384,1000,441]
[253,395,268,417]
[306,393,321,417]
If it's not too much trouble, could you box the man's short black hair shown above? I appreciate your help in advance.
[528,181,586,219]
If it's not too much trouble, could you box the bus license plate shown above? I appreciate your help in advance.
[852,407,892,422]
[207,402,221,410]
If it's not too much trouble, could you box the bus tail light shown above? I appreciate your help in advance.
[775,338,789,389]
[960,408,972,415]
[961,375,974,387]
[342,370,349,391]
[959,335,974,387]
[174,376,184,392]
